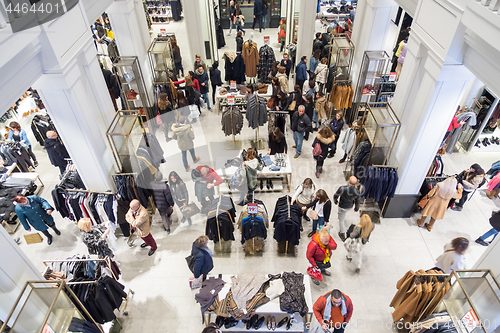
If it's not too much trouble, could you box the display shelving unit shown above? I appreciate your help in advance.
[329,34,355,82]
[148,38,175,85]
[144,0,172,24]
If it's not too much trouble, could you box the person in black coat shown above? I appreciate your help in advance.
[236,31,244,53]
[312,127,334,178]
[209,62,223,106]
[252,0,263,32]
[150,171,175,233]
[169,171,192,225]
[328,111,344,158]
[192,235,214,280]
[268,127,287,155]
[44,131,70,175]
[195,66,211,111]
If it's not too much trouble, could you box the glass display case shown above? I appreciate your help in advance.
[0,280,102,333]
[148,38,174,85]
[114,56,154,121]
[329,34,355,82]
[269,0,281,28]
[419,270,500,333]
[106,110,148,173]
[219,0,230,29]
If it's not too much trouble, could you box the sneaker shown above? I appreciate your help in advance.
[185,165,190,172]
[475,238,489,246]
[140,243,148,248]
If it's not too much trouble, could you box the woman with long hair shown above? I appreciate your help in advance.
[328,111,344,158]
[268,127,287,156]
[238,148,263,205]
[291,178,316,222]
[434,237,469,273]
[168,171,192,225]
[312,127,334,178]
[345,214,374,273]
[269,61,280,78]
[303,189,332,238]
[452,163,485,211]
[279,18,286,52]
[171,40,184,78]
[418,177,463,231]
[310,49,321,73]
[8,121,38,166]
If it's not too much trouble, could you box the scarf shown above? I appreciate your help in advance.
[323,295,347,321]
[313,233,330,264]
[202,246,214,257]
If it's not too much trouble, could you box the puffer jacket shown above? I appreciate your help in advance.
[150,180,174,214]
[191,242,214,278]
[276,72,289,94]
[312,131,334,161]
[171,123,195,151]
[245,158,263,189]
[306,233,337,266]
[314,63,328,84]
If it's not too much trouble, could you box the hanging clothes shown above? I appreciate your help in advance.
[242,40,259,77]
[31,114,57,145]
[328,83,353,110]
[233,54,247,84]
[0,142,33,171]
[272,195,302,245]
[206,196,236,243]
[221,106,244,136]
[257,44,276,83]
[245,94,268,129]
[445,112,477,154]
[223,51,237,82]
[359,166,399,202]
[350,140,372,178]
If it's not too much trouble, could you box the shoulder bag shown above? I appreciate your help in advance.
[267,96,276,109]
[309,201,327,220]
[185,254,196,273]
[180,202,200,218]
[313,142,322,156]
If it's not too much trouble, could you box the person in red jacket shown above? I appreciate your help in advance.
[194,165,223,213]
[442,113,465,146]
[306,229,337,285]
[313,289,353,333]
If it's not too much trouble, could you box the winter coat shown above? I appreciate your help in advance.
[16,195,55,231]
[314,96,327,120]
[224,52,236,81]
[245,93,268,129]
[245,158,263,189]
[44,137,70,168]
[192,166,222,202]
[236,36,244,53]
[314,63,328,84]
[170,182,189,207]
[329,118,344,137]
[173,46,182,63]
[171,123,195,151]
[312,132,334,161]
[309,57,319,73]
[421,186,462,220]
[306,234,337,266]
[291,111,312,134]
[280,59,292,77]
[195,70,209,94]
[191,242,214,278]
[276,72,289,94]
[242,41,259,77]
[125,204,150,237]
[460,170,484,191]
[253,0,263,15]
[150,180,174,215]
[233,54,246,84]
[333,185,360,210]
[8,129,32,147]
[193,60,207,73]
[257,44,276,83]
[295,61,308,81]
[209,67,223,86]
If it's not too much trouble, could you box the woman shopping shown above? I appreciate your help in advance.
[169,171,193,225]
[451,163,485,211]
[306,228,337,285]
[418,177,463,231]
[238,148,263,205]
[8,121,38,167]
[434,237,469,274]
[303,189,332,238]
[291,178,316,222]
[345,214,374,273]
[157,93,174,142]
[77,218,113,258]
[267,127,287,156]
[312,127,335,178]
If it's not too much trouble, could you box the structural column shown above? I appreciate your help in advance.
[295,0,317,68]
[183,0,208,62]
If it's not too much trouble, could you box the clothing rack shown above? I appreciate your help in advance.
[250,96,265,149]
[65,189,114,195]
[215,195,223,253]
[42,257,118,281]
[227,106,242,150]
[359,165,399,217]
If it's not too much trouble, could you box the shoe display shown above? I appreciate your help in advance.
[271,316,276,330]
[141,243,148,248]
[254,316,265,329]
[267,315,272,330]
[475,238,489,246]
[277,317,289,328]
[225,317,238,329]
[247,314,259,329]
[148,249,156,256]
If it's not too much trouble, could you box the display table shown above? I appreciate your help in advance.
[218,154,292,193]
[216,85,272,114]
[203,274,314,332]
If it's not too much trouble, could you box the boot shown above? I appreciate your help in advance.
[327,150,335,158]
[417,217,425,227]
[338,232,346,242]
[426,218,436,231]
[51,225,61,236]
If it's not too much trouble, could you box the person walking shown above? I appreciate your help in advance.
[209,62,223,105]
[303,189,332,237]
[452,163,485,211]
[291,105,312,158]
[279,18,286,52]
[306,228,337,285]
[291,178,316,222]
[191,235,214,281]
[314,57,328,93]
[158,92,174,142]
[252,0,263,32]
[228,1,236,35]
[434,237,469,274]
[192,165,223,213]
[313,289,353,333]
[345,214,374,273]
[280,53,292,78]
[333,176,361,241]
[100,63,120,111]
[276,67,289,94]
[8,121,38,167]
[126,199,157,256]
[77,218,113,257]
[193,54,208,73]
[295,56,308,93]
[396,36,408,81]
[328,111,344,158]
[195,65,211,111]
[172,116,200,172]
[236,31,244,53]
[314,91,327,128]
[44,131,70,175]
[267,127,287,155]
[14,195,61,245]
[310,49,321,73]
[261,0,268,29]
[312,127,334,178]
[417,177,463,232]
[169,171,193,225]
[239,148,263,205]
[150,171,175,233]
[172,40,184,78]
[475,210,500,246]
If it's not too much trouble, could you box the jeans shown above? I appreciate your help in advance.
[237,25,245,33]
[181,148,197,169]
[141,233,157,250]
[479,228,499,242]
[229,19,234,33]
[175,62,184,76]
[252,14,262,31]
[280,40,285,52]
[338,207,350,233]
[293,131,304,155]
[261,15,266,29]
[312,108,318,127]
[202,92,210,109]
[312,216,325,232]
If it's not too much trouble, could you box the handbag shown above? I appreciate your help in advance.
[309,201,327,221]
[267,96,276,109]
[185,254,196,273]
[306,265,323,282]
[418,196,429,209]
[313,142,322,156]
[287,100,296,111]
[156,113,163,125]
[180,202,200,218]
[345,224,356,239]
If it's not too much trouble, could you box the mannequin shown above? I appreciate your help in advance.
[242,32,259,82]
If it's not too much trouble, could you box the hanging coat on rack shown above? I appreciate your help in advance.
[242,40,259,78]
[257,44,276,83]
[224,51,237,82]
[233,54,246,84]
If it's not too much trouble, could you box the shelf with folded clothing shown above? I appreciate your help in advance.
[217,316,305,332]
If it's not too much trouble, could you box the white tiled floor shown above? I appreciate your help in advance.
[9,18,500,333]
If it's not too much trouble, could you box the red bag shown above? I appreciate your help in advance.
[280,29,285,38]
[307,266,323,282]
[156,114,163,125]
[313,142,322,156]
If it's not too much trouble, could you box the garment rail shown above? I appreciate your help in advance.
[42,257,118,281]
[360,165,398,215]
[65,189,114,195]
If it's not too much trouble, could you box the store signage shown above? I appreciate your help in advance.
[264,36,270,45]
[460,309,479,333]
[230,80,236,90]
[389,72,397,82]
[247,203,258,214]
[227,96,235,105]
[160,29,167,36]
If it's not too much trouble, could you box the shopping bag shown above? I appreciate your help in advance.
[180,202,201,218]
[189,276,203,290]
[185,254,196,273]
[156,113,163,125]
[189,105,199,118]
[306,265,323,282]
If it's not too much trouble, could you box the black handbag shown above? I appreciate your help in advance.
[180,202,200,218]
[345,224,357,239]
[185,254,196,273]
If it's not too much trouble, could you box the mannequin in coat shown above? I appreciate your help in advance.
[242,35,259,78]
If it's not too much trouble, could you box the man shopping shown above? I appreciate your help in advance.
[333,176,360,241]
[291,105,312,158]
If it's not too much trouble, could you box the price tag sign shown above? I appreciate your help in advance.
[247,203,258,214]
[389,72,397,82]
[264,36,270,45]
[461,309,480,333]
[230,80,237,90]
[160,29,167,36]
[227,95,235,105]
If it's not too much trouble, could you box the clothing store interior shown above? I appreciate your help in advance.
[1,0,500,333]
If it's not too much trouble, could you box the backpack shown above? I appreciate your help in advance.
[231,165,247,187]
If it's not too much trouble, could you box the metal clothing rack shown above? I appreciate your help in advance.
[359,165,399,217]
[42,257,118,281]
[65,189,114,195]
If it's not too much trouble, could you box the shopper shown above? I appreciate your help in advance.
[291,105,312,158]
[184,77,201,113]
[169,171,193,225]
[452,163,485,211]
[276,67,289,94]
[158,92,174,142]
[312,33,323,53]
[291,178,316,222]
[312,127,334,178]
[77,218,113,257]
[313,289,353,333]
[304,94,315,130]
[261,0,268,29]
[44,130,70,175]
[418,177,463,232]
[252,0,263,32]
[192,165,223,213]
[193,54,207,73]
[475,210,500,246]
[442,109,466,145]
[188,71,201,91]
[328,112,344,158]
[345,214,374,273]
[310,49,321,73]
[100,63,119,111]
[236,31,244,53]
[349,6,355,22]
[314,91,327,128]
[307,228,337,285]
[269,61,280,79]
[280,53,292,78]
[228,1,236,35]
[434,237,469,274]
[171,40,184,78]
[191,235,214,281]
[235,10,246,35]
[239,148,263,205]
[195,65,211,111]
[209,62,223,105]
[333,176,361,241]
[279,18,286,52]
[8,121,38,167]
[14,195,60,245]
[295,56,308,92]
[396,36,408,81]
[304,189,332,237]
[126,199,157,256]
[150,171,175,233]
[172,116,200,172]
[314,58,328,93]
[268,127,287,155]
